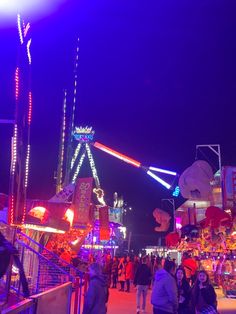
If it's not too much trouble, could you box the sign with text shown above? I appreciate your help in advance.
[73,177,93,226]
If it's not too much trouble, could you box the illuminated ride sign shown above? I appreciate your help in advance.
[73,126,95,143]
[94,207,122,225]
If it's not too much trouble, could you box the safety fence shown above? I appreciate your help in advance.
[2,282,72,314]
[0,221,86,314]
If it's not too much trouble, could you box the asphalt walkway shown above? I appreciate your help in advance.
[108,286,236,314]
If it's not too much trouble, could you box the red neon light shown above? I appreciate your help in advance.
[93,142,141,168]
[9,195,14,225]
[22,205,26,225]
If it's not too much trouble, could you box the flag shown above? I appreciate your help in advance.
[99,206,110,241]
[72,177,93,226]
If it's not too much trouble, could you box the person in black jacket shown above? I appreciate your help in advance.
[175,267,191,314]
[111,256,118,288]
[133,257,152,314]
[191,270,217,314]
[83,262,109,314]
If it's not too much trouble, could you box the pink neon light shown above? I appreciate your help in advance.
[15,68,19,101]
[175,217,182,230]
[93,142,141,168]
[24,23,30,37]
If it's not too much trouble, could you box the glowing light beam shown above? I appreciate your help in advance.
[147,170,171,189]
[93,142,141,168]
[149,166,177,176]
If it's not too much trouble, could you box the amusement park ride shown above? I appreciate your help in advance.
[2,14,236,303]
[2,15,179,235]
[51,125,179,205]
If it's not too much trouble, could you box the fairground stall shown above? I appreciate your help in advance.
[165,162,236,298]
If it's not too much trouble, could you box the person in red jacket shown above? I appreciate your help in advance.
[125,256,134,292]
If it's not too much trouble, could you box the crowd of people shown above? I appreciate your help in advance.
[82,252,218,314]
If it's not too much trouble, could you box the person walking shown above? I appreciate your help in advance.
[82,262,109,314]
[125,256,134,292]
[151,259,178,314]
[111,256,118,288]
[175,267,191,314]
[191,270,218,314]
[133,256,152,313]
[118,257,126,291]
[103,254,112,288]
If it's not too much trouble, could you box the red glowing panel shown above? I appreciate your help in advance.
[93,142,141,168]
[28,206,47,221]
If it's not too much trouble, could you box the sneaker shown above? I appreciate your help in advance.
[136,309,140,314]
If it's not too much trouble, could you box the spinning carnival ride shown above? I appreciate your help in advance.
[52,124,179,206]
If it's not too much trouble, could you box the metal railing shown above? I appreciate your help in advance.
[2,299,35,314]
[0,221,85,313]
[2,282,72,314]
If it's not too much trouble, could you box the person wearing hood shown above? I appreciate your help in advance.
[82,262,109,314]
[151,259,178,314]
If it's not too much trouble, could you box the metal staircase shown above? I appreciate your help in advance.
[0,221,84,313]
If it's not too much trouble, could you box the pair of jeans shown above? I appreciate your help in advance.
[112,274,117,288]
[136,285,148,310]
[120,281,125,291]
[126,279,130,292]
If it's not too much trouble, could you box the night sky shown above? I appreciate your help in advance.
[1,1,236,248]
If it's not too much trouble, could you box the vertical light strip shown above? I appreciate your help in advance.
[12,125,17,174]
[17,14,23,44]
[86,143,100,188]
[28,91,32,125]
[57,90,67,192]
[10,195,14,225]
[72,150,86,183]
[24,144,30,188]
[71,38,79,137]
[10,135,17,225]
[71,143,81,169]
[15,68,19,101]
[26,39,32,64]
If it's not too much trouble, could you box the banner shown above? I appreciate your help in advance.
[72,177,93,226]
[99,206,110,241]
[49,183,75,203]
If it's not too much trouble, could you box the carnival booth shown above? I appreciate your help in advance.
[165,163,236,298]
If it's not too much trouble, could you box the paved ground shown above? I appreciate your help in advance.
[108,286,236,314]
